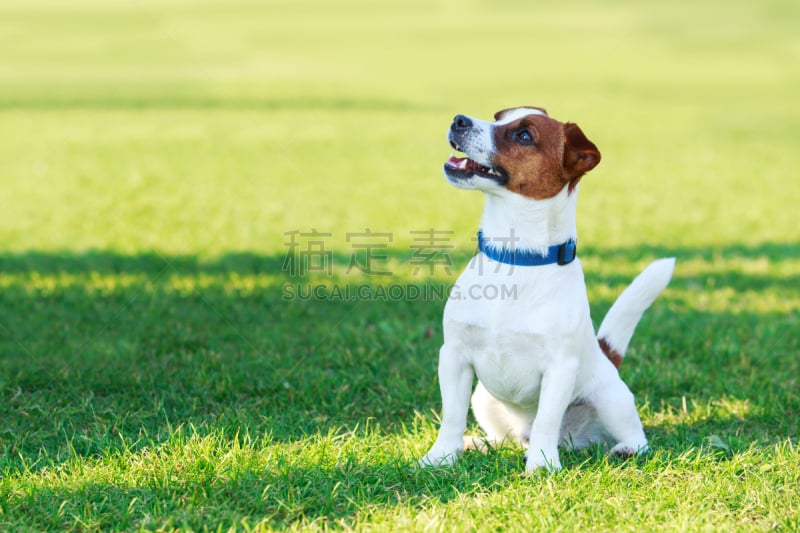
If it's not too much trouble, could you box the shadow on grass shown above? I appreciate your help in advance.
[0,242,798,475]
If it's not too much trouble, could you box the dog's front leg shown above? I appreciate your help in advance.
[419,345,473,468]
[526,358,578,473]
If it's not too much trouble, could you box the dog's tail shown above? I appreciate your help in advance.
[597,258,675,368]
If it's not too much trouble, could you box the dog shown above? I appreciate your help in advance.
[419,106,675,473]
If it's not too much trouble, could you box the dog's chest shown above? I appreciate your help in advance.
[443,259,591,407]
[444,257,587,334]
[460,324,551,407]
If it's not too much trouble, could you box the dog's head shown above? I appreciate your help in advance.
[443,107,601,199]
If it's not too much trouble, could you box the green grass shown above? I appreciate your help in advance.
[1,0,799,530]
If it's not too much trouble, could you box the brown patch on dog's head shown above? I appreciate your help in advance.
[489,111,601,200]
[598,337,623,369]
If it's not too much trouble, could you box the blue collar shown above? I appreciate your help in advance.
[477,230,577,266]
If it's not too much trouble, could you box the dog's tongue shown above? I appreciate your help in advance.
[446,154,504,180]
[447,155,480,171]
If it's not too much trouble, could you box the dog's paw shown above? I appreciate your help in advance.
[418,451,459,468]
[524,450,562,474]
[418,444,463,468]
[609,441,649,457]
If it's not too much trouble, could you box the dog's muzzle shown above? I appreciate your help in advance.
[443,114,506,183]
[449,114,474,151]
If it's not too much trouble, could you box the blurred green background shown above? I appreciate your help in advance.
[2,0,798,256]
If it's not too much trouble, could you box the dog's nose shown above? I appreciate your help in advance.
[451,114,473,132]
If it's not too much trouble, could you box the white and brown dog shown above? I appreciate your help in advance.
[419,107,674,473]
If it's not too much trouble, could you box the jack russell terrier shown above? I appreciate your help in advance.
[419,106,675,473]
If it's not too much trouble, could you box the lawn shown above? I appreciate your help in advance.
[1,0,799,530]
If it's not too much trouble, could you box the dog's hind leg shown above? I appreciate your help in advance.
[591,372,649,456]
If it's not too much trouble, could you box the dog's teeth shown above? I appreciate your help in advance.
[458,159,468,169]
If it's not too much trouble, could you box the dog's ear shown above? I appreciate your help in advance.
[563,122,601,189]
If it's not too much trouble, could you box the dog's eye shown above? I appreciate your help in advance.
[516,130,536,146]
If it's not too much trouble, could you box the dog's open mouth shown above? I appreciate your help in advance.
[444,154,507,183]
